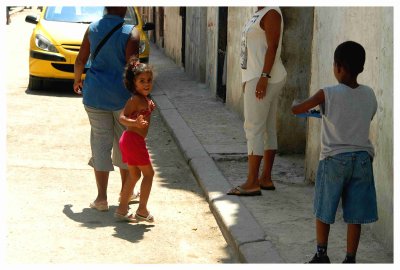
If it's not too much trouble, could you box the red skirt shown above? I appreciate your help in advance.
[119,130,150,166]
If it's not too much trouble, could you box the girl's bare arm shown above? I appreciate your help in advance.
[119,97,148,128]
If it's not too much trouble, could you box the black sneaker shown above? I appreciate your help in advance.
[307,253,331,263]
[342,256,356,263]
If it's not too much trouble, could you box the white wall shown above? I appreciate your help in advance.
[163,7,183,66]
[205,7,218,97]
[277,7,314,153]
[226,7,256,118]
[185,7,207,82]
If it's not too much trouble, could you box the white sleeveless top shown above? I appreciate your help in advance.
[240,7,287,84]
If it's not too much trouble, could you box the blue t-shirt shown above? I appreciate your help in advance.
[82,14,133,111]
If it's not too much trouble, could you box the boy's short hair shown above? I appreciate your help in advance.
[334,41,365,76]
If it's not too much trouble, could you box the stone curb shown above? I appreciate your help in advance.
[152,91,284,263]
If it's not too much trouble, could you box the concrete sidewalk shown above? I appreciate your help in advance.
[149,44,393,263]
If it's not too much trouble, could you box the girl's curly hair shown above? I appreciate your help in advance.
[124,56,153,94]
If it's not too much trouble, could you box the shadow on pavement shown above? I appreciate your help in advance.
[24,81,81,98]
[145,111,205,197]
[63,204,155,244]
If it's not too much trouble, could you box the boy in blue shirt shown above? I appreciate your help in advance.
[292,41,378,263]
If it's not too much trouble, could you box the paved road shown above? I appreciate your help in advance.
[4,8,234,264]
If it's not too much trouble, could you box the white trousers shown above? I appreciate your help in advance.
[243,77,286,156]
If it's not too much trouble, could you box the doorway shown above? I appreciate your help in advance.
[152,7,156,43]
[216,7,228,102]
[180,7,186,68]
[158,7,164,48]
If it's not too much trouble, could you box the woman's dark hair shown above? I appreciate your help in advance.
[105,7,126,12]
[104,7,127,17]
[334,41,365,76]
[124,56,153,94]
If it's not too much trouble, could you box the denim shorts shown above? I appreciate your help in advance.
[85,105,127,171]
[314,151,378,224]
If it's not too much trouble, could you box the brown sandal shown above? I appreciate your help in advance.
[260,184,276,190]
[227,186,262,196]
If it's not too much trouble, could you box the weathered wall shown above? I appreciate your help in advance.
[226,7,255,118]
[205,7,218,97]
[153,7,163,49]
[226,7,313,154]
[306,7,393,250]
[137,7,152,23]
[277,7,313,153]
[185,7,207,82]
[163,7,183,65]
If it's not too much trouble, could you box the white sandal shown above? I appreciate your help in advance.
[118,192,140,203]
[114,212,137,223]
[135,212,154,223]
[89,201,109,211]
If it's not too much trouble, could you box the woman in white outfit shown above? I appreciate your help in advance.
[228,7,287,196]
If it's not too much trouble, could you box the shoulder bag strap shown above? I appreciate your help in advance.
[91,22,124,61]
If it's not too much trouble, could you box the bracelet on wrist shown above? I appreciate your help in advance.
[261,72,271,78]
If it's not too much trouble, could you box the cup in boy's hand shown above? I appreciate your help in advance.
[295,109,321,118]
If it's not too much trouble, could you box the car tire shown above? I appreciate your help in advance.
[28,76,44,91]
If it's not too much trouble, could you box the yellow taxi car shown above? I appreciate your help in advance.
[25,6,154,90]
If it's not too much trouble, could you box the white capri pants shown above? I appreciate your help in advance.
[243,77,286,156]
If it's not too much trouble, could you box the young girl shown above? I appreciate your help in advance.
[114,56,156,223]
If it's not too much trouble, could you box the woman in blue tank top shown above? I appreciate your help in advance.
[73,7,140,211]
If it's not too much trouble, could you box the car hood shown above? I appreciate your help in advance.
[39,20,89,45]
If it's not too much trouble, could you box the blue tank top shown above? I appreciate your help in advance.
[82,14,133,111]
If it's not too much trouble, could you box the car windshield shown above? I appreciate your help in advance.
[44,6,138,25]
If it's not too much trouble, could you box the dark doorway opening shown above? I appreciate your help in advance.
[159,7,165,48]
[152,7,156,43]
[216,7,228,102]
[180,7,186,68]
